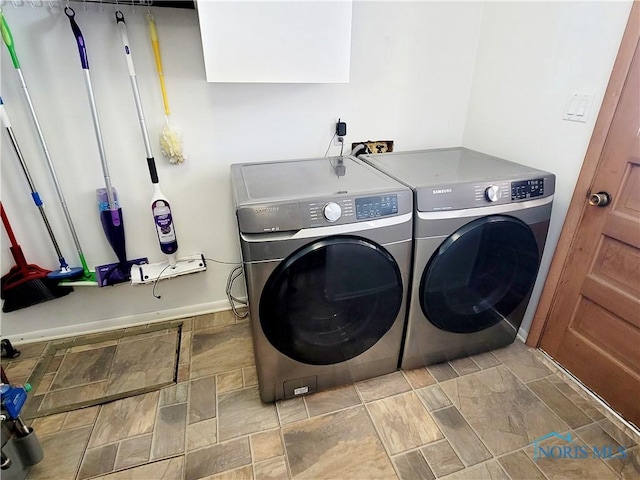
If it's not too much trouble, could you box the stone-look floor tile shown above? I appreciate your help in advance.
[106,332,178,397]
[416,385,452,411]
[283,406,395,479]
[63,406,100,430]
[27,426,92,479]
[449,357,481,376]
[441,366,568,456]
[187,417,218,451]
[356,371,412,402]
[393,450,434,480]
[527,378,592,429]
[426,363,459,382]
[89,391,159,447]
[114,434,152,470]
[191,323,255,379]
[179,331,192,365]
[402,368,436,389]
[5,357,38,380]
[13,341,49,359]
[276,397,308,426]
[574,422,627,451]
[470,352,501,369]
[50,346,116,390]
[606,445,640,480]
[219,387,279,441]
[524,430,618,480]
[208,465,254,480]
[189,375,217,424]
[160,383,189,406]
[368,392,443,455]
[546,375,605,421]
[152,402,187,459]
[442,460,509,480]
[118,328,170,344]
[93,457,184,480]
[243,366,258,387]
[194,309,237,330]
[497,450,545,480]
[31,412,67,436]
[39,380,109,413]
[254,457,289,480]
[182,318,193,332]
[185,437,251,480]
[177,363,190,383]
[431,406,492,467]
[421,440,464,477]
[251,430,284,462]
[35,373,55,396]
[492,341,552,383]
[45,355,63,374]
[598,418,639,448]
[78,443,118,479]
[68,339,118,354]
[304,385,361,417]
[218,370,244,393]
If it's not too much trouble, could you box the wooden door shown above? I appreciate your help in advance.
[539,27,640,426]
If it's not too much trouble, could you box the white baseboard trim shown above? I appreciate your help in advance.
[5,299,238,344]
[516,326,528,343]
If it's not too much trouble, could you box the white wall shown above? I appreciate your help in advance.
[1,2,484,341]
[462,1,633,337]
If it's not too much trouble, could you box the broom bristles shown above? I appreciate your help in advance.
[2,277,73,313]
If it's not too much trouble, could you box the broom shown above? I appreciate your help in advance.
[1,203,73,313]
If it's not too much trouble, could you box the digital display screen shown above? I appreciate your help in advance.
[356,195,398,219]
[511,179,544,200]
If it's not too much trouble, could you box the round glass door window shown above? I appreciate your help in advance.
[420,215,540,334]
[259,236,402,365]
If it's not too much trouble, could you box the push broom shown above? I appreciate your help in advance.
[64,7,147,287]
[0,96,84,281]
[1,10,97,286]
[1,203,73,313]
[115,11,205,285]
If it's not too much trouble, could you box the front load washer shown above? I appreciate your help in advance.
[362,147,555,369]
[230,156,413,402]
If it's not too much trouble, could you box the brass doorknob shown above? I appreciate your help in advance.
[588,192,611,207]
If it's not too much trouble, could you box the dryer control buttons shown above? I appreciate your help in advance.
[323,202,342,222]
[485,185,501,202]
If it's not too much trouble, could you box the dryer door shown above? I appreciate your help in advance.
[259,235,403,365]
[420,215,540,334]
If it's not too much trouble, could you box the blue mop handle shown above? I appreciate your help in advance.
[65,7,88,70]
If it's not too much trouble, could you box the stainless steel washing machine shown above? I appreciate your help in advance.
[362,147,555,369]
[230,156,413,402]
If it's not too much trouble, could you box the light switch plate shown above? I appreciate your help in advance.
[563,94,593,123]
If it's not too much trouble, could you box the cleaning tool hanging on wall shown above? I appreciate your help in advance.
[64,7,147,287]
[115,11,205,285]
[1,203,73,313]
[0,9,97,286]
[148,13,186,165]
[0,96,84,281]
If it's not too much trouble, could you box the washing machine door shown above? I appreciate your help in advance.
[420,215,540,334]
[259,235,403,365]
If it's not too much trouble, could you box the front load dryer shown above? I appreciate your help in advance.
[230,156,413,402]
[362,147,555,369]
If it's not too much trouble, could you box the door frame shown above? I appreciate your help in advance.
[526,2,639,347]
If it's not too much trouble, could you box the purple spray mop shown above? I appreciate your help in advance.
[65,7,147,286]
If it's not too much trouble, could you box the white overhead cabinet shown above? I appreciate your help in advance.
[197,1,352,83]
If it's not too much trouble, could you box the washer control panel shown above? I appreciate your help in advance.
[309,198,354,223]
[355,195,398,220]
[511,178,544,200]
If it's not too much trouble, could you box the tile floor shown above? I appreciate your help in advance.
[4,309,639,480]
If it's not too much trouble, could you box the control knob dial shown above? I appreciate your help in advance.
[323,202,342,222]
[485,185,501,202]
